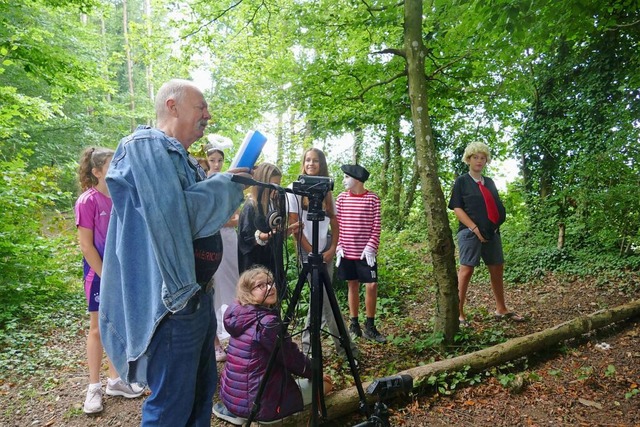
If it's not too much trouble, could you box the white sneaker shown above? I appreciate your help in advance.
[212,402,246,425]
[83,385,103,414]
[106,379,144,398]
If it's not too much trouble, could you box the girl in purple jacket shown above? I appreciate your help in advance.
[214,266,332,424]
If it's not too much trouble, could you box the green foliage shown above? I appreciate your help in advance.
[426,366,483,395]
[0,0,109,150]
[0,158,78,329]
[625,387,639,400]
[454,323,507,351]
[604,364,616,378]
[0,291,86,380]
[575,366,594,381]
[378,227,433,299]
[504,231,640,283]
[512,5,640,262]
[548,368,562,377]
[412,332,445,353]
[500,177,640,282]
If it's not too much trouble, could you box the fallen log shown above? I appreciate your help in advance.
[278,299,640,425]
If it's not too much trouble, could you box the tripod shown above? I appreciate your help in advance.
[246,191,369,426]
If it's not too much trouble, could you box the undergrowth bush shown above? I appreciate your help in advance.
[377,228,433,309]
[0,158,79,330]
[504,226,640,284]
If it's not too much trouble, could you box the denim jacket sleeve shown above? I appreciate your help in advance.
[110,128,244,312]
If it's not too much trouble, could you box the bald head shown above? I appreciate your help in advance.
[155,79,211,148]
[155,79,200,121]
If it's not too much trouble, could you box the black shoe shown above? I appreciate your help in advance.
[349,322,362,340]
[363,324,387,343]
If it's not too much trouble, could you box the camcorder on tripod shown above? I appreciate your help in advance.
[230,173,412,426]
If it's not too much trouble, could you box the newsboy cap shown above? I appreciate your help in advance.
[341,164,370,183]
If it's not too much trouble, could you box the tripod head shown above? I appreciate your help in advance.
[291,175,334,222]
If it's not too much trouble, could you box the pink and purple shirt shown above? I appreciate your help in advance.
[74,187,112,289]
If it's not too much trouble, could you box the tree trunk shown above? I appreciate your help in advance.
[276,113,284,167]
[122,0,135,132]
[276,114,285,169]
[402,159,420,229]
[100,14,111,103]
[391,122,403,229]
[381,127,390,198]
[278,300,640,425]
[557,222,565,249]
[144,0,154,127]
[352,126,363,164]
[404,0,459,344]
[303,119,315,149]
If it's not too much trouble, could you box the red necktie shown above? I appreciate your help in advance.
[478,180,499,224]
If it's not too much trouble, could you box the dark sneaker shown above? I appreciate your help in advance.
[363,325,387,343]
[349,322,362,340]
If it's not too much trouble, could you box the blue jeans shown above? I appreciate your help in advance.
[142,290,217,427]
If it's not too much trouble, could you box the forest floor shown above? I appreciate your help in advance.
[1,271,639,426]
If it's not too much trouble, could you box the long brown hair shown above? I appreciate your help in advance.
[250,162,282,213]
[77,147,114,193]
[299,148,334,216]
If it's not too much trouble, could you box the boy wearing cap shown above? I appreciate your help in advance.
[335,164,386,343]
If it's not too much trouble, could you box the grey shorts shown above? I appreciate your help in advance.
[457,228,504,266]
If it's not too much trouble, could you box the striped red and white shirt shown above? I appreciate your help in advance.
[336,190,381,260]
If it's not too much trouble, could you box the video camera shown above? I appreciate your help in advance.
[291,175,334,221]
[291,175,334,197]
[366,374,413,399]
[352,375,413,427]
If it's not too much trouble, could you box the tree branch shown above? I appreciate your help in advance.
[346,71,407,101]
[372,47,405,58]
[181,0,244,40]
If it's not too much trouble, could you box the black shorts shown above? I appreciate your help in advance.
[337,258,378,283]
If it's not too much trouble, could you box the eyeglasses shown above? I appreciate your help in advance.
[252,281,275,292]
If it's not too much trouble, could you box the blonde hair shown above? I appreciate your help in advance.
[250,162,282,212]
[77,147,114,192]
[462,142,492,165]
[236,266,276,306]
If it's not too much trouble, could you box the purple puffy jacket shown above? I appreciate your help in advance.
[219,302,312,421]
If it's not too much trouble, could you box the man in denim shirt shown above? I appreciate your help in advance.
[100,79,246,426]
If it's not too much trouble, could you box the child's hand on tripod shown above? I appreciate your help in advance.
[286,221,302,237]
[323,246,336,264]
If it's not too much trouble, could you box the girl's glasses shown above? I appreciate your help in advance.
[252,281,275,292]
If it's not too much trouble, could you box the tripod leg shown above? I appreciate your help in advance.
[317,266,370,417]
[309,262,325,424]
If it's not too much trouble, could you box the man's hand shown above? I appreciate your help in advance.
[361,247,376,267]
[227,168,253,189]
[227,167,251,175]
[335,246,344,267]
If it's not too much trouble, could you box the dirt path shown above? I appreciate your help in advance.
[1,273,638,426]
